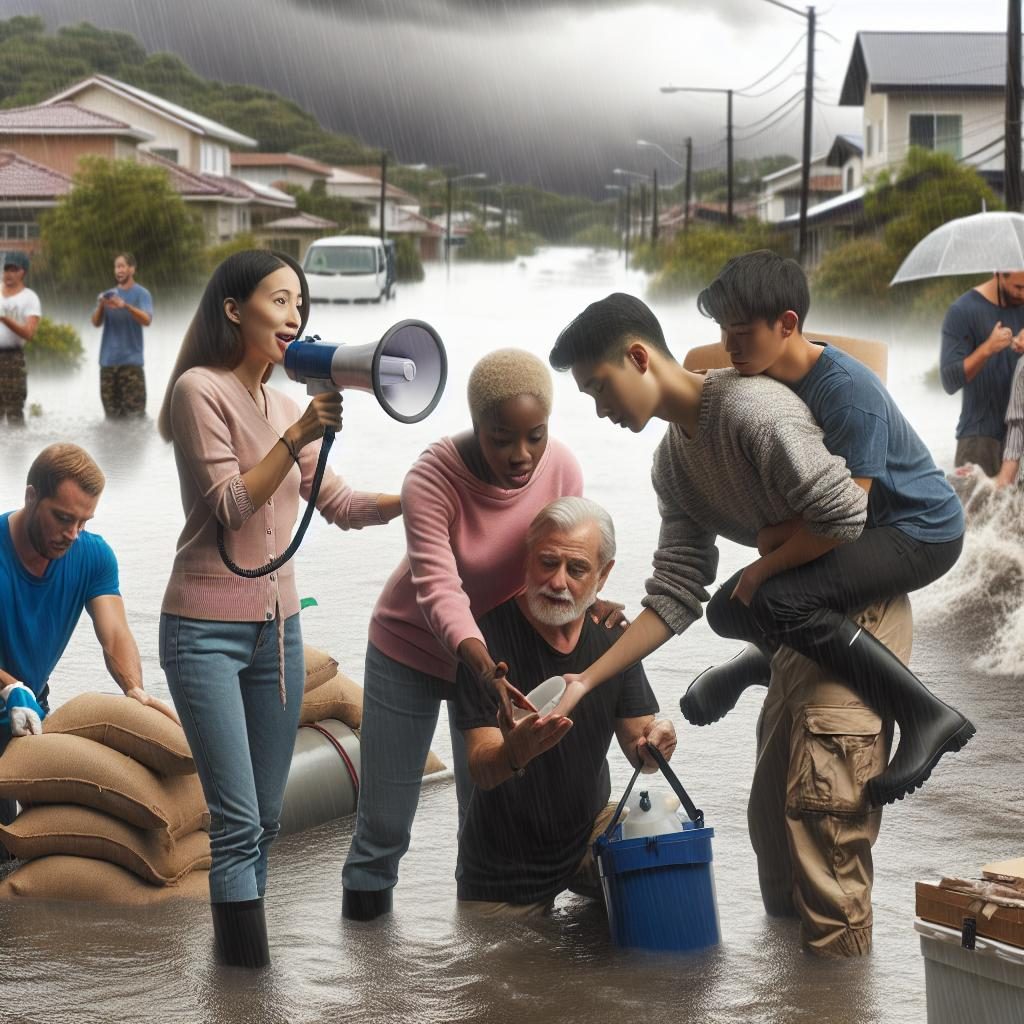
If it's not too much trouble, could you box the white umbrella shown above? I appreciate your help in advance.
[889,211,1024,285]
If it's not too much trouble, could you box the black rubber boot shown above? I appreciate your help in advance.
[342,886,393,921]
[821,619,975,806]
[680,643,773,726]
[211,899,270,968]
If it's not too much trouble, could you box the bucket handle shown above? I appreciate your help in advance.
[601,743,704,842]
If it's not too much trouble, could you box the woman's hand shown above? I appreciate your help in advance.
[588,597,629,629]
[288,392,343,450]
[483,660,534,730]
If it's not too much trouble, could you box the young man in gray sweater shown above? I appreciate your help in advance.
[545,293,969,806]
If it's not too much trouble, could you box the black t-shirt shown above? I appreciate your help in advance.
[455,598,658,904]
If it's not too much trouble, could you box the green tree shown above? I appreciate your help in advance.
[40,156,205,290]
[25,316,84,370]
[394,235,424,282]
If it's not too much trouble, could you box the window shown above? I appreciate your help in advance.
[909,114,962,159]
[865,124,873,157]
[783,193,800,217]
[303,245,379,274]
[846,166,855,192]
[151,147,179,164]
[200,141,229,176]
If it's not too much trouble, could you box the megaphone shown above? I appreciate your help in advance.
[284,319,447,423]
[218,319,447,580]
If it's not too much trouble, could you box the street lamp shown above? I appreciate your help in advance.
[604,184,626,259]
[638,138,693,235]
[614,168,652,246]
[429,171,487,276]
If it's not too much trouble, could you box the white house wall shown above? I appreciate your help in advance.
[866,87,1004,177]
[67,84,199,170]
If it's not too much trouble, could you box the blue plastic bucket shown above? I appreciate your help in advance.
[595,817,720,951]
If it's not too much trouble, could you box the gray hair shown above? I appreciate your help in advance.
[527,497,616,566]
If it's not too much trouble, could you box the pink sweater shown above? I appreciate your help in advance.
[162,366,385,622]
[369,437,584,681]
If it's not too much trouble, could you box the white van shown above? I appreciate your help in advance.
[303,235,390,303]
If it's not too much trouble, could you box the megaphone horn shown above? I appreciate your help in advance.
[284,319,447,424]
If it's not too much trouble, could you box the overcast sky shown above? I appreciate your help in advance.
[3,0,1014,193]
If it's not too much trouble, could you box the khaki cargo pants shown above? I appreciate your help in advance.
[748,594,912,957]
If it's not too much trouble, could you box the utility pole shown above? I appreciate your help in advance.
[684,136,693,233]
[499,184,507,257]
[639,184,648,242]
[798,6,816,262]
[624,184,632,270]
[651,167,660,248]
[445,177,453,279]
[379,151,388,242]
[1008,0,1023,211]
[726,89,734,224]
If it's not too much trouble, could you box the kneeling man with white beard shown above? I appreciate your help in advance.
[454,497,676,914]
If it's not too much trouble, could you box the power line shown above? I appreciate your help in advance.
[733,89,803,130]
[736,32,807,95]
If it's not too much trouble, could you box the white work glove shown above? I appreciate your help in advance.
[1,682,45,737]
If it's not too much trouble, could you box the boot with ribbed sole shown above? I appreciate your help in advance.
[819,620,975,807]
[211,898,270,968]
[680,643,773,726]
[342,886,393,921]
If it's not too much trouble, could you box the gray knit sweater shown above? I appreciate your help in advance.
[642,368,868,635]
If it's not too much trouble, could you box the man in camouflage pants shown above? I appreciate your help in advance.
[0,251,41,424]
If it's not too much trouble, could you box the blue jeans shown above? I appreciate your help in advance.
[342,642,472,893]
[159,613,304,904]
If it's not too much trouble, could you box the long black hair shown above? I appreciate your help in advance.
[158,249,309,441]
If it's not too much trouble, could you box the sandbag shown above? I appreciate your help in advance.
[43,693,194,776]
[0,734,209,836]
[0,856,209,904]
[299,670,363,729]
[0,805,211,885]
[304,645,338,692]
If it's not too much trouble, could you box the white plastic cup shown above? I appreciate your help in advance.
[512,675,567,722]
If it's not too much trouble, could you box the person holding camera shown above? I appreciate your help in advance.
[156,250,400,968]
[91,252,153,417]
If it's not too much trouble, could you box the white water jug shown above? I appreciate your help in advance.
[620,788,684,840]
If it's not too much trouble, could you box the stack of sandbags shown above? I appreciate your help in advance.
[300,645,446,776]
[0,693,210,903]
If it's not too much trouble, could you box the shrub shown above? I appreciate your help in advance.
[25,317,84,370]
[395,235,424,282]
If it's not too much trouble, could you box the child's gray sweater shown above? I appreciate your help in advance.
[642,368,867,635]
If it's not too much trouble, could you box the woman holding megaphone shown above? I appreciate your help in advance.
[157,250,399,967]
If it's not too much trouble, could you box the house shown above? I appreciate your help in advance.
[827,133,865,195]
[229,152,333,191]
[0,150,72,256]
[757,154,843,222]
[839,31,1010,186]
[254,211,338,262]
[0,103,152,179]
[42,73,256,176]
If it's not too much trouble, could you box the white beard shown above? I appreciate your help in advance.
[526,582,598,627]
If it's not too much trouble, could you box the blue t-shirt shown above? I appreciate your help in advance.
[792,346,964,543]
[99,283,153,367]
[940,289,1024,441]
[0,511,120,697]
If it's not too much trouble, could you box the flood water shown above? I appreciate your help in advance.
[1,247,1021,1024]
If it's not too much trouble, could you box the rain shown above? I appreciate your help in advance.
[0,1,1022,1021]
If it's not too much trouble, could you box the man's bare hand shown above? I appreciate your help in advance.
[637,719,677,773]
[985,320,1014,355]
[125,687,181,726]
[731,559,767,607]
[506,711,572,771]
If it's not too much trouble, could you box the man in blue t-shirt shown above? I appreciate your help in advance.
[684,250,973,807]
[940,273,1024,476]
[0,443,178,833]
[90,252,153,418]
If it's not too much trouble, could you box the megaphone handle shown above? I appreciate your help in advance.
[307,380,339,397]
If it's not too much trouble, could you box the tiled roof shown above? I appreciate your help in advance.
[841,32,1018,105]
[0,150,73,199]
[138,151,223,196]
[230,152,333,176]
[0,102,152,140]
[43,74,256,148]
[260,212,337,230]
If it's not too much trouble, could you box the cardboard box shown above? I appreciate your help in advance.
[916,881,1024,950]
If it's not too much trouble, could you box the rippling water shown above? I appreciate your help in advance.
[1,247,1021,1024]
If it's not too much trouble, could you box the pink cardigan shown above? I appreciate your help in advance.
[162,366,385,623]
[369,436,584,681]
